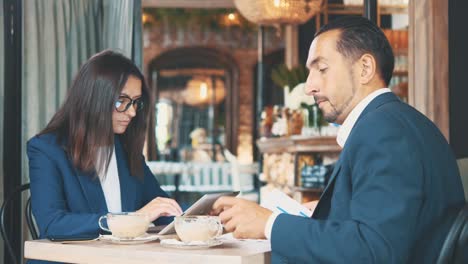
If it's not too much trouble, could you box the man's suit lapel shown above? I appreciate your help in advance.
[322,92,399,191]
[75,168,108,213]
[322,159,342,195]
[312,159,342,218]
[114,136,137,212]
[312,92,400,219]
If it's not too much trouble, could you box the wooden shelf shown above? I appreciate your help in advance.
[258,135,339,203]
[393,70,408,76]
[256,135,341,154]
[326,4,408,15]
[393,48,408,55]
[293,187,323,193]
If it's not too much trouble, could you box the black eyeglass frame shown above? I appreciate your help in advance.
[114,95,144,113]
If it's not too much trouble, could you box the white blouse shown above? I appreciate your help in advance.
[98,147,122,213]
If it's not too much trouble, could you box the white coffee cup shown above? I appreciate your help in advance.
[174,215,223,243]
[98,212,150,239]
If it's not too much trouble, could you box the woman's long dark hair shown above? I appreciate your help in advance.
[39,50,151,179]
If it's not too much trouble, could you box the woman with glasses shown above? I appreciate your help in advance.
[27,50,182,240]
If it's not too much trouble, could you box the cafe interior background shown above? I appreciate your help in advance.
[1,0,468,263]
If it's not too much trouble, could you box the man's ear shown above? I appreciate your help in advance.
[358,54,377,85]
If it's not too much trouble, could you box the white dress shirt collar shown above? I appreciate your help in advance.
[336,88,392,148]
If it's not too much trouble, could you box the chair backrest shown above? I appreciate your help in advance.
[223,149,242,193]
[0,183,39,264]
[457,158,468,201]
[455,224,468,263]
[436,204,468,264]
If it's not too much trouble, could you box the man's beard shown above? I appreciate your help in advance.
[323,103,340,123]
[315,85,356,124]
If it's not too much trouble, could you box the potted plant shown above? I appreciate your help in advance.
[271,64,308,107]
[270,64,325,135]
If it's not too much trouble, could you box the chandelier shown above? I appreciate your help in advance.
[234,0,323,25]
[183,76,226,107]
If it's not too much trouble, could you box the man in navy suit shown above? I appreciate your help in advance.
[213,17,465,263]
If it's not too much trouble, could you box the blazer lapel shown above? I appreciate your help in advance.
[312,159,342,218]
[322,158,342,194]
[114,136,137,212]
[75,168,108,213]
[60,136,107,213]
[321,92,398,189]
[312,93,400,218]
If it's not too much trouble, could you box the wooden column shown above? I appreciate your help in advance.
[285,25,299,69]
[408,0,449,140]
[255,26,265,162]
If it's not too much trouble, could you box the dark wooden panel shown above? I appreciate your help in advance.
[449,0,468,158]
[3,0,23,263]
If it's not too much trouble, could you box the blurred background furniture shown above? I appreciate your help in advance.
[256,135,341,203]
[147,159,259,207]
[457,158,468,201]
[0,183,38,264]
[436,204,467,264]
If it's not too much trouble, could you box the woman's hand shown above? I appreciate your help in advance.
[137,197,183,222]
[302,200,319,213]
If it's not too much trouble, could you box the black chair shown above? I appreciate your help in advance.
[0,183,39,264]
[437,204,468,264]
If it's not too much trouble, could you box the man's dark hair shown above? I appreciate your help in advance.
[315,16,394,86]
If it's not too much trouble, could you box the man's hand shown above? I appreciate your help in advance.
[212,197,272,239]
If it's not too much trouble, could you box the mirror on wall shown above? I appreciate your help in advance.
[153,68,228,163]
[146,47,239,163]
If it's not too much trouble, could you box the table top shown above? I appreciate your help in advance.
[25,235,271,264]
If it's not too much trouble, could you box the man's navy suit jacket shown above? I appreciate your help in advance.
[27,133,168,263]
[271,93,465,263]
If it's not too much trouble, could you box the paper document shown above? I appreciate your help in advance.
[260,188,312,217]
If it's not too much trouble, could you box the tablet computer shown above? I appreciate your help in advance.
[158,191,239,235]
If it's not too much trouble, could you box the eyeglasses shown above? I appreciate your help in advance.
[114,95,144,113]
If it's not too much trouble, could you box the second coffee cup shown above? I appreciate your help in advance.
[174,215,223,243]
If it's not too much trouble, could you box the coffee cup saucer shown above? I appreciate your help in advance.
[99,233,160,244]
[160,238,223,249]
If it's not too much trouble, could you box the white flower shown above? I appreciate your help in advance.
[271,119,287,136]
[285,83,315,109]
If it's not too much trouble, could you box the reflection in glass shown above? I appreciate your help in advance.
[154,70,227,162]
[155,100,173,153]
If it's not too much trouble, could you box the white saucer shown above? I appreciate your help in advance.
[160,238,223,249]
[99,233,160,244]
